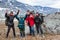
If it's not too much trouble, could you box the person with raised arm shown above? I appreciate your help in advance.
[5,10,20,38]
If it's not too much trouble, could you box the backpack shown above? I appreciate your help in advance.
[5,19,8,26]
[5,19,14,26]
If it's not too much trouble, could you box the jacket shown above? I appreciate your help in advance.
[5,12,19,26]
[16,16,24,29]
[26,15,35,27]
[34,16,42,25]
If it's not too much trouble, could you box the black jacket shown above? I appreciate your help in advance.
[5,12,19,26]
[24,14,30,20]
[34,16,42,25]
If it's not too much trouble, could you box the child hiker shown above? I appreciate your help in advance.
[16,15,25,37]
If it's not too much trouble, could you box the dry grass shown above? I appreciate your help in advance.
[0,21,60,40]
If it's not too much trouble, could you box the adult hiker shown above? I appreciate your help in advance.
[26,12,35,36]
[34,12,44,37]
[5,10,20,38]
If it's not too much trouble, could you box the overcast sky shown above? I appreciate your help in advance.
[16,0,60,8]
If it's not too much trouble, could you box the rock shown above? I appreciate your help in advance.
[44,12,60,34]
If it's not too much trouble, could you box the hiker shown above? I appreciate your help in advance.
[5,10,19,38]
[26,12,35,36]
[16,15,25,37]
[34,12,44,37]
[24,10,31,35]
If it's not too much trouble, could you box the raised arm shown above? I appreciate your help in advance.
[16,16,19,21]
[5,13,7,17]
[5,10,9,18]
[14,10,20,17]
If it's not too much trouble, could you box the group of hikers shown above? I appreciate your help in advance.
[5,10,45,38]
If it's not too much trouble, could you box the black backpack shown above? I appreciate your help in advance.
[5,19,8,26]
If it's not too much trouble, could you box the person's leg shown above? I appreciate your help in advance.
[39,25,45,38]
[39,25,43,35]
[32,27,35,36]
[6,26,11,38]
[12,25,16,37]
[19,27,23,37]
[31,26,35,36]
[20,31,22,37]
[23,27,25,37]
[29,26,31,35]
[20,31,24,37]
[22,31,25,37]
[30,27,32,35]
[22,27,25,37]
[36,24,39,34]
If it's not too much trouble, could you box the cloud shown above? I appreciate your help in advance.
[16,0,60,8]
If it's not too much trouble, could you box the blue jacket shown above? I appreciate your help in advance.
[16,16,25,29]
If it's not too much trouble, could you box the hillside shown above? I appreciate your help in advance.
[44,12,60,34]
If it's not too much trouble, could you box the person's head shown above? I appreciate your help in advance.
[26,10,30,15]
[20,15,24,19]
[36,12,39,16]
[29,12,34,17]
[10,11,14,16]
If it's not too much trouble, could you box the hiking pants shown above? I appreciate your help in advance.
[6,25,16,38]
[35,24,43,34]
[30,26,35,36]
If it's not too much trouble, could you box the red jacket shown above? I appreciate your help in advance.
[26,15,35,27]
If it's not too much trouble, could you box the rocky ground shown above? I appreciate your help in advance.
[0,21,60,40]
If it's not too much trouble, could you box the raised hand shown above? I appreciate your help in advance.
[17,10,20,14]
[16,10,20,15]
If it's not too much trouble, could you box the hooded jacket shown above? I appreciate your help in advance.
[16,16,24,29]
[26,15,35,27]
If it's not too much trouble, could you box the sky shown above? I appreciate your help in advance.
[16,0,60,8]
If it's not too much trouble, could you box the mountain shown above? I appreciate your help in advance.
[34,6,59,14]
[0,0,60,19]
[0,0,60,13]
